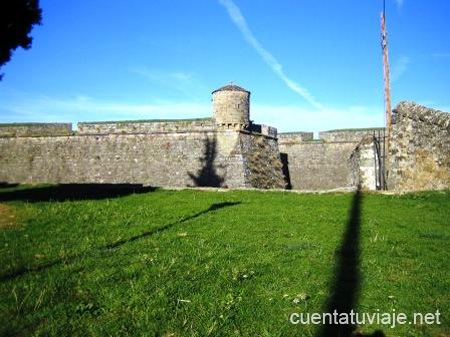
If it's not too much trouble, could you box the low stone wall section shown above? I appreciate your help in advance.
[388,102,450,190]
[239,132,285,189]
[319,128,385,142]
[0,130,248,188]
[278,140,357,190]
[77,118,214,135]
[0,123,73,137]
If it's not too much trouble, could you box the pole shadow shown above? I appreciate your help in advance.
[188,136,225,187]
[104,201,240,249]
[0,183,157,202]
[0,202,240,282]
[318,187,384,337]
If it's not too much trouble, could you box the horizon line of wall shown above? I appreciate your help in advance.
[0,120,385,142]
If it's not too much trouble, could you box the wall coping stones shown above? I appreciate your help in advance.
[78,117,212,125]
[278,131,314,136]
[0,123,73,137]
[393,101,450,129]
[0,122,70,127]
[319,128,386,143]
[278,132,314,144]
[77,118,215,135]
[321,127,385,133]
[239,128,278,140]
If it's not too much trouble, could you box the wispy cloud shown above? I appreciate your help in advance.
[395,0,404,8]
[130,67,207,100]
[433,53,450,58]
[1,93,384,134]
[218,0,323,111]
[253,104,384,135]
[391,55,410,81]
[0,95,211,127]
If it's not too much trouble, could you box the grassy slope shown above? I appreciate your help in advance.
[0,187,448,336]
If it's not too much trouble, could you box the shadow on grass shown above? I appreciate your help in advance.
[0,182,19,188]
[0,183,157,202]
[319,187,384,337]
[104,201,240,249]
[0,202,240,282]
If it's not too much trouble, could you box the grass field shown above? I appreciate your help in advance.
[0,185,449,336]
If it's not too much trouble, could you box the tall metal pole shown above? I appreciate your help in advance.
[381,0,391,187]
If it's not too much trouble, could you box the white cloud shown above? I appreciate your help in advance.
[395,0,404,8]
[252,104,384,135]
[0,95,211,127]
[391,55,410,81]
[218,0,323,111]
[129,67,207,100]
[433,53,450,58]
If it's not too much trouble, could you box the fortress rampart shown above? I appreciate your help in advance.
[278,128,385,190]
[0,85,285,189]
[0,84,448,191]
[77,118,215,135]
[0,123,73,137]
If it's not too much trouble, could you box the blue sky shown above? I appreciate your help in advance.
[1,0,449,133]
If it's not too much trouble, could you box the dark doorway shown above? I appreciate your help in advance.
[280,153,292,189]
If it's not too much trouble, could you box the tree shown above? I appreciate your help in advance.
[0,0,42,79]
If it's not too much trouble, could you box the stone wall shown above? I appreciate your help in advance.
[239,132,285,189]
[319,128,385,142]
[278,129,384,190]
[278,132,314,143]
[0,121,285,189]
[349,137,379,191]
[2,101,446,192]
[0,131,234,187]
[78,118,214,135]
[249,123,278,138]
[0,123,72,137]
[388,102,450,191]
[279,141,357,190]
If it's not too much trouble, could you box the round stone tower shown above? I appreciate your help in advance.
[212,83,250,129]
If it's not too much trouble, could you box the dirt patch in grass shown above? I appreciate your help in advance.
[0,204,19,229]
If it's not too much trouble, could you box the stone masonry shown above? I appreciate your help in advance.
[0,86,448,192]
[278,128,384,190]
[0,84,285,189]
[388,102,450,191]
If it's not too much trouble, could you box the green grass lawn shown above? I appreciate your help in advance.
[0,185,449,336]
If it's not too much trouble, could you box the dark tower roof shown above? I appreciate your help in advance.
[212,83,250,94]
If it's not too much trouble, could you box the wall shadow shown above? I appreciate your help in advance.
[0,202,240,282]
[280,153,292,190]
[0,182,19,189]
[188,136,225,187]
[0,183,157,202]
[319,187,384,337]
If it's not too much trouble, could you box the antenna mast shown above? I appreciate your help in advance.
[381,0,391,185]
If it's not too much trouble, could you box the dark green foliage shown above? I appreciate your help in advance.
[0,0,42,79]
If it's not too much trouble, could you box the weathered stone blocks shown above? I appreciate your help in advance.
[388,102,450,191]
